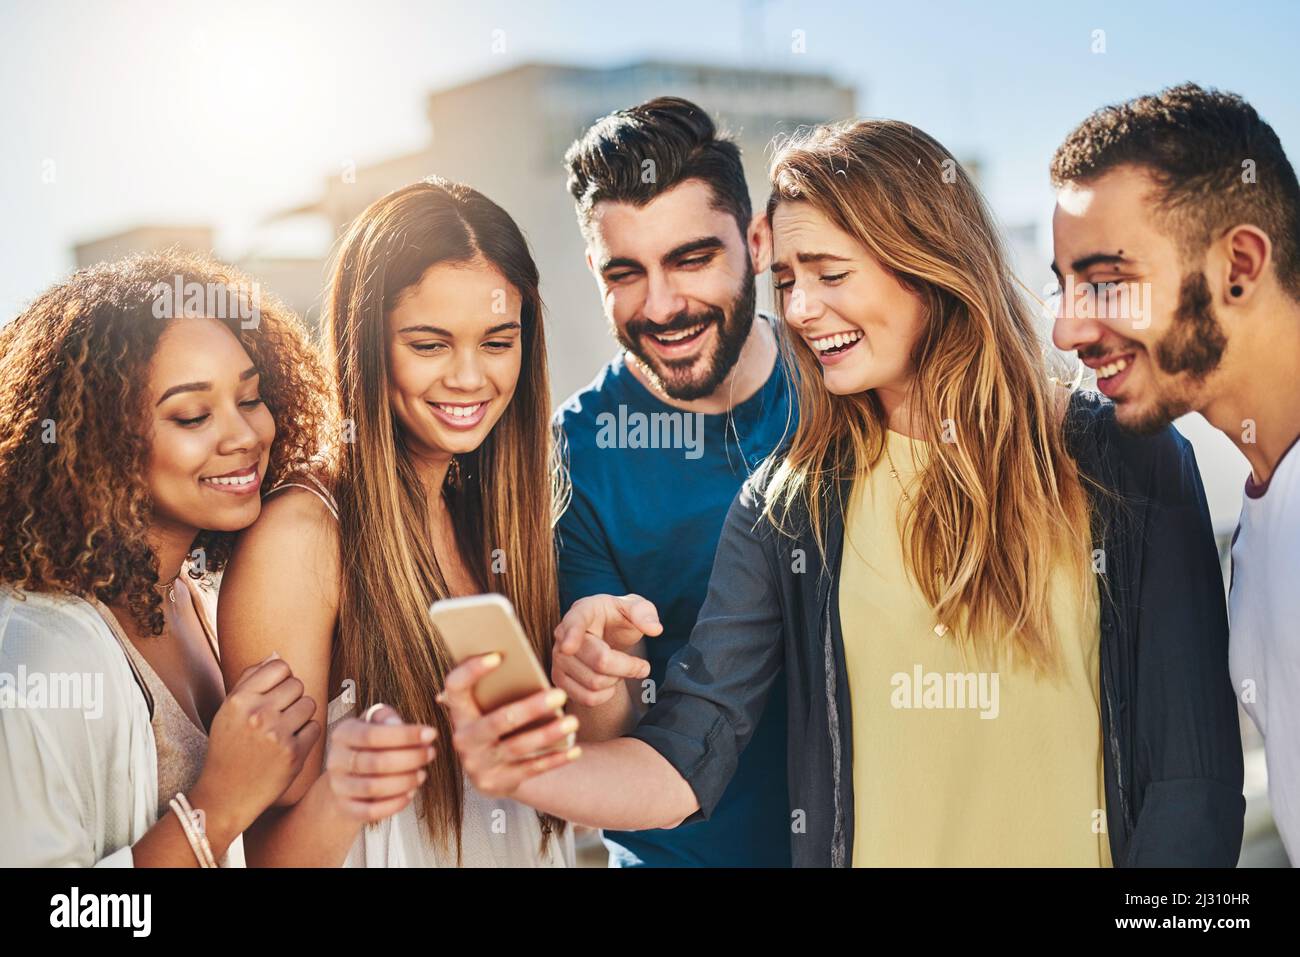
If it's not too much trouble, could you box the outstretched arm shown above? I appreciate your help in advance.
[442,483,787,832]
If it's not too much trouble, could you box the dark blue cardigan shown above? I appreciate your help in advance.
[631,390,1245,866]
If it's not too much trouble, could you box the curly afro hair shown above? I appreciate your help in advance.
[0,249,336,635]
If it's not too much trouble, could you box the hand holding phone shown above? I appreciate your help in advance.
[429,594,582,797]
[437,654,584,800]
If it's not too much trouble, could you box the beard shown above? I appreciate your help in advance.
[1114,270,1228,435]
[614,267,757,402]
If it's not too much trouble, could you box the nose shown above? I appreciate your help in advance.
[1050,279,1105,354]
[642,268,686,325]
[443,347,488,393]
[215,401,262,457]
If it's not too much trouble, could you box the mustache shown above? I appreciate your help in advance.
[625,308,723,340]
[1078,341,1140,362]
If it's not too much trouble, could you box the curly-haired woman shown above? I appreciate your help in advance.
[0,251,436,867]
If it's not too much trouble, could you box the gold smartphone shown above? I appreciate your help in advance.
[429,593,574,754]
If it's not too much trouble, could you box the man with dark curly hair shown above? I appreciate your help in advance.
[1050,83,1300,865]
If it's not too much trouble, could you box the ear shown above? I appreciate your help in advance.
[747,213,773,275]
[584,247,606,292]
[1220,224,1271,304]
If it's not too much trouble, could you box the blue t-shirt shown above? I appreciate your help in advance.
[554,342,795,867]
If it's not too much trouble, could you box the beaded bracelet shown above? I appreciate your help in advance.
[170,793,218,868]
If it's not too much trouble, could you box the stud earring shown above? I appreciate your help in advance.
[1231,284,1244,297]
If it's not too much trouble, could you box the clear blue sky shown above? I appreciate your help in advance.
[3,0,1296,526]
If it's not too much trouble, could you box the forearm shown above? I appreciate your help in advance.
[240,774,364,868]
[571,677,647,742]
[513,737,698,831]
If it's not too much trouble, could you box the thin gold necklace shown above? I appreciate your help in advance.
[882,434,949,638]
[883,437,914,508]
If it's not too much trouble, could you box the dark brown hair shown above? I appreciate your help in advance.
[1052,82,1300,299]
[564,95,752,239]
[0,250,333,635]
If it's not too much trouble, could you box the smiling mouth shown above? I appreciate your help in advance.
[1093,354,1133,381]
[647,322,709,349]
[200,463,260,492]
[427,400,490,429]
[809,329,864,355]
[1084,351,1139,400]
[432,402,485,419]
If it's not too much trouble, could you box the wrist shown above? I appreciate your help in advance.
[310,767,369,834]
[184,779,245,860]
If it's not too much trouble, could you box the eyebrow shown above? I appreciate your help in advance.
[1049,251,1133,280]
[599,236,726,274]
[770,252,854,272]
[156,366,258,405]
[397,321,522,336]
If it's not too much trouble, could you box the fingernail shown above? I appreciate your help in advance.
[545,689,567,709]
[566,746,583,760]
[416,770,427,785]
[560,716,579,733]
[420,727,436,742]
[482,652,503,668]
[434,691,446,704]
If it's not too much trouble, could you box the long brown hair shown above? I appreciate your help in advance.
[0,251,331,635]
[763,121,1094,674]
[322,177,565,858]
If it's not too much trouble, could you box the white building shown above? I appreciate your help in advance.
[276,59,857,402]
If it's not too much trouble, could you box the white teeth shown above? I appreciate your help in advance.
[811,330,863,352]
[437,403,483,419]
[653,323,704,343]
[203,471,255,487]
[1096,357,1130,380]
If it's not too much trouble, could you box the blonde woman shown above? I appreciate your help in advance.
[438,120,1245,867]
[218,177,574,867]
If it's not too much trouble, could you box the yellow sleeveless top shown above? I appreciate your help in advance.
[838,428,1111,866]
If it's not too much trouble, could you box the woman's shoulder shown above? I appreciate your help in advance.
[731,442,821,548]
[220,471,343,633]
[243,471,342,553]
[264,465,340,520]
